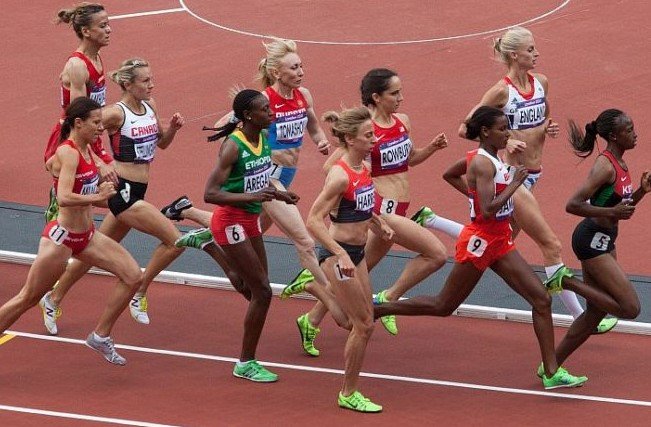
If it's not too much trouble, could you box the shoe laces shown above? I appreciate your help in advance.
[346,392,371,408]
[305,323,319,341]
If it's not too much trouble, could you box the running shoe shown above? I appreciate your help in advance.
[542,367,587,389]
[536,362,545,379]
[595,317,619,334]
[232,360,278,382]
[281,268,314,299]
[543,265,573,295]
[160,195,192,221]
[296,313,320,357]
[338,391,383,413]
[129,294,150,325]
[175,227,214,249]
[38,290,61,335]
[44,186,59,222]
[85,332,127,365]
[374,290,398,335]
[410,206,435,227]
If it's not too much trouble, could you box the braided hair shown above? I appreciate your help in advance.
[568,109,626,157]
[204,89,264,142]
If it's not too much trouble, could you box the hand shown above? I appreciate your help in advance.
[506,139,527,154]
[611,201,635,220]
[336,253,356,278]
[640,170,651,193]
[512,165,528,185]
[545,119,560,138]
[276,190,300,204]
[316,139,330,155]
[380,222,394,241]
[169,113,185,131]
[430,133,448,151]
[97,161,119,186]
[253,187,277,202]
[97,181,116,200]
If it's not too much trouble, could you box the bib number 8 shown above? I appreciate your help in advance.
[466,235,488,257]
[381,198,397,215]
[225,224,246,245]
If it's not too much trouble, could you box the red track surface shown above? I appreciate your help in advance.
[1,1,650,424]
[1,263,650,426]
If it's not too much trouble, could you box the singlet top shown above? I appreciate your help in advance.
[60,52,107,113]
[110,101,159,163]
[329,160,375,223]
[503,74,546,130]
[369,115,413,177]
[590,150,633,207]
[265,86,309,150]
[53,140,100,196]
[467,148,514,233]
[220,130,273,214]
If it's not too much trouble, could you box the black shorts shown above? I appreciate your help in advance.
[317,241,365,266]
[107,177,148,216]
[571,218,618,261]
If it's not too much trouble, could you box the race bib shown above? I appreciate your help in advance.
[244,163,271,193]
[355,185,374,212]
[80,175,99,195]
[225,224,246,245]
[48,224,69,246]
[334,262,351,281]
[90,87,107,106]
[134,139,157,162]
[276,116,307,142]
[379,136,412,169]
[590,232,610,251]
[379,197,398,215]
[466,235,488,257]
[270,163,283,180]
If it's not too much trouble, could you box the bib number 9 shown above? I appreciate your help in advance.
[466,235,488,257]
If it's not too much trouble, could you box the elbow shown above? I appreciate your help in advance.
[565,200,578,215]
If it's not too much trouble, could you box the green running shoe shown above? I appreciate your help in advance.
[595,317,618,334]
[410,206,435,227]
[175,227,214,249]
[338,391,383,413]
[296,313,320,357]
[543,265,573,295]
[374,290,398,335]
[44,186,59,222]
[281,268,314,299]
[542,367,588,390]
[233,360,278,383]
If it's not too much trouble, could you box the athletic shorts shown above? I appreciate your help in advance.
[317,241,365,281]
[455,222,515,271]
[44,121,113,164]
[372,193,409,216]
[269,163,297,188]
[210,205,261,246]
[523,168,542,191]
[42,220,94,255]
[107,177,148,216]
[571,218,618,261]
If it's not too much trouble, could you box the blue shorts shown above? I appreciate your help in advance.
[269,163,297,188]
[523,168,542,191]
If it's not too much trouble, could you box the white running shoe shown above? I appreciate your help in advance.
[85,333,126,365]
[129,294,150,325]
[38,291,61,335]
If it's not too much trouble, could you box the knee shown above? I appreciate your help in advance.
[353,318,375,339]
[294,234,316,254]
[531,291,552,315]
[426,297,455,317]
[123,269,144,289]
[540,235,562,258]
[18,289,44,309]
[250,280,273,302]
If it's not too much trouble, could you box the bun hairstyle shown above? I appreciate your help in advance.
[493,26,532,64]
[56,3,105,39]
[108,58,149,90]
[464,106,506,140]
[322,107,371,147]
[204,89,264,142]
[360,68,398,107]
[256,38,298,88]
[60,96,102,142]
[568,109,626,158]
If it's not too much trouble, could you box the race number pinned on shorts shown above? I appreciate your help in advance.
[48,224,69,246]
[270,163,283,181]
[120,182,131,203]
[466,235,488,257]
[380,198,398,215]
[590,232,610,251]
[225,224,246,245]
[334,263,351,281]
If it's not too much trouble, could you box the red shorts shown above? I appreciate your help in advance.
[210,205,261,246]
[44,122,113,164]
[42,220,95,255]
[454,222,515,271]
[372,193,409,217]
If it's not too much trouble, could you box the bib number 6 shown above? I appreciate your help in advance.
[225,224,246,245]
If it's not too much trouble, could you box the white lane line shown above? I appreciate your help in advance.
[5,330,651,408]
[112,8,184,20]
[0,404,181,427]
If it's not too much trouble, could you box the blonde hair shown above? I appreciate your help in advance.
[256,38,298,88]
[493,26,533,64]
[55,3,105,39]
[322,107,371,147]
[108,58,149,90]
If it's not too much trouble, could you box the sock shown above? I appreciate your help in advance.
[237,360,254,367]
[544,263,563,278]
[545,263,584,319]
[425,215,463,239]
